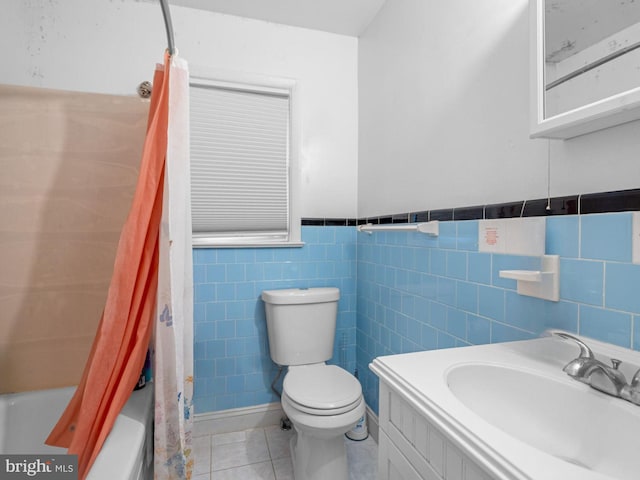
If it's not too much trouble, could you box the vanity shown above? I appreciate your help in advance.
[370,332,640,480]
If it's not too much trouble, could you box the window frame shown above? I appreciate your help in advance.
[189,66,302,248]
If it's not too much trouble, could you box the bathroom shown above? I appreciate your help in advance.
[2,0,640,479]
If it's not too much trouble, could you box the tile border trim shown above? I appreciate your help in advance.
[301,188,640,226]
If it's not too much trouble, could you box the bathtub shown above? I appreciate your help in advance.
[0,383,153,480]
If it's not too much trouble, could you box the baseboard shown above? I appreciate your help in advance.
[194,402,285,437]
[194,401,379,442]
[365,405,379,443]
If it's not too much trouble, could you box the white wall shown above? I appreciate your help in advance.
[358,0,640,217]
[1,0,359,219]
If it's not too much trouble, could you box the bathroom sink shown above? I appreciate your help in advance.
[447,363,640,479]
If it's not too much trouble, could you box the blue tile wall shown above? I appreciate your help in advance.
[193,211,640,417]
[356,213,640,415]
[193,226,357,413]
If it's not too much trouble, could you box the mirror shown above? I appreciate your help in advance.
[530,0,640,139]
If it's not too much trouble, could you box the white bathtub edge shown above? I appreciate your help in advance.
[87,384,153,480]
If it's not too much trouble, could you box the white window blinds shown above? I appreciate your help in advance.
[190,82,292,244]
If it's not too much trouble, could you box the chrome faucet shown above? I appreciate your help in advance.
[578,358,627,396]
[554,332,633,401]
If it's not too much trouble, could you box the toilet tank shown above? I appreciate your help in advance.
[261,287,340,366]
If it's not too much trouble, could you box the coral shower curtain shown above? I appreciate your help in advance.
[46,53,193,480]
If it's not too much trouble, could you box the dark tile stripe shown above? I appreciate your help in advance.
[410,211,429,223]
[303,189,640,227]
[522,196,578,217]
[580,189,640,214]
[392,213,410,224]
[429,209,454,221]
[485,201,523,219]
[301,218,325,226]
[324,218,347,226]
[453,206,484,221]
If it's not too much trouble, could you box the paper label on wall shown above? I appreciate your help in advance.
[479,217,545,256]
[478,219,506,254]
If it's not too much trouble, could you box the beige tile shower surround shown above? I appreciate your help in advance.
[0,84,148,393]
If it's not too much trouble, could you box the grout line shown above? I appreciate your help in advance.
[602,262,607,310]
[578,204,582,259]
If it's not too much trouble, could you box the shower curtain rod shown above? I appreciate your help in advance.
[159,0,176,55]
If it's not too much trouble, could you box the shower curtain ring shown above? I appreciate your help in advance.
[137,81,152,99]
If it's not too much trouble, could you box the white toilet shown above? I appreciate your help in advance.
[261,287,365,480]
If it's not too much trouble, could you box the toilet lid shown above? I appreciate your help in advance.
[284,365,362,411]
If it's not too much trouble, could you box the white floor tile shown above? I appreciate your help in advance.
[212,429,271,471]
[272,457,294,480]
[194,435,211,475]
[346,436,378,480]
[213,461,275,480]
[265,425,293,460]
[213,430,250,446]
[200,426,377,479]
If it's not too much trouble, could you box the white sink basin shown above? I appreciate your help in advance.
[447,363,640,480]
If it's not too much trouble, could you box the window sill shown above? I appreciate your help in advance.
[192,240,305,249]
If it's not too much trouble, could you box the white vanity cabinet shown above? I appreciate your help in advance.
[371,336,640,480]
[377,380,491,480]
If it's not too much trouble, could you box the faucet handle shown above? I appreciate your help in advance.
[552,332,596,378]
[621,369,640,405]
[553,332,594,359]
[611,359,622,370]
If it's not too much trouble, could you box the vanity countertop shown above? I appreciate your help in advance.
[370,332,640,480]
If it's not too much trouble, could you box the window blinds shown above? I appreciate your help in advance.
[190,83,291,242]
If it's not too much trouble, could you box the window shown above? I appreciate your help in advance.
[189,74,301,247]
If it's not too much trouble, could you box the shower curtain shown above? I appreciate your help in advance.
[46,53,193,480]
[154,55,194,480]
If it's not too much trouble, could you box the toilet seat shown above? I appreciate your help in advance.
[284,364,362,416]
[285,393,363,416]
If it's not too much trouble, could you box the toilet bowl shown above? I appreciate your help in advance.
[261,287,365,480]
[281,364,365,480]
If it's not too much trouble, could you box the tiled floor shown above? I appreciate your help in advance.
[194,425,378,480]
